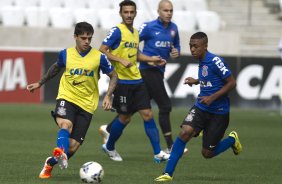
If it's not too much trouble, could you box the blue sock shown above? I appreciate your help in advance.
[47,157,57,166]
[56,129,70,153]
[214,136,235,156]
[47,152,73,166]
[165,137,186,176]
[144,118,161,155]
[106,118,126,151]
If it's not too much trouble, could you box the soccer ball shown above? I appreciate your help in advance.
[79,161,104,183]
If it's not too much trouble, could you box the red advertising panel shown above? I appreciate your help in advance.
[0,51,43,103]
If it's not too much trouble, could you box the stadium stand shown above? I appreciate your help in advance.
[134,10,149,29]
[172,10,197,32]
[172,0,186,10]
[208,0,282,56]
[264,0,281,13]
[87,0,113,9]
[49,7,74,28]
[25,6,49,27]
[14,0,38,7]
[62,0,87,9]
[98,8,121,30]
[0,0,282,57]
[143,0,159,10]
[0,0,13,6]
[196,11,221,32]
[184,0,208,12]
[280,0,282,18]
[1,6,25,27]
[74,8,99,28]
[38,0,63,8]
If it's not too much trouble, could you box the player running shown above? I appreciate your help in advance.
[27,22,117,179]
[99,0,170,163]
[155,32,242,182]
[99,0,188,154]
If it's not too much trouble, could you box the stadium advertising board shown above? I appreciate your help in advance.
[0,51,43,103]
[36,52,282,109]
[99,56,282,109]
[43,52,63,103]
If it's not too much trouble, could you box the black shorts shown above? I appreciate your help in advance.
[140,68,171,113]
[52,99,92,144]
[112,82,151,114]
[182,106,229,151]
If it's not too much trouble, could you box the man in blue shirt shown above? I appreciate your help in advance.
[99,0,187,154]
[138,0,180,153]
[155,32,242,182]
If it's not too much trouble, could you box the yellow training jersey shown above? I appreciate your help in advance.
[57,47,103,114]
[110,24,141,81]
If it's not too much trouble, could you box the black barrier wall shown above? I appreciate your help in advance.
[167,56,282,109]
[43,52,63,103]
[43,53,282,110]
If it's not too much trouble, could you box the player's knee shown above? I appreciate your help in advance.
[118,116,131,124]
[201,149,214,159]
[179,125,194,141]
[140,109,153,121]
[57,118,73,131]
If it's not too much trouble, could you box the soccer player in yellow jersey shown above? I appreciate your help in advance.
[26,22,118,179]
[99,0,170,163]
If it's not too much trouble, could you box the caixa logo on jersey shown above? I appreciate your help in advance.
[155,41,171,48]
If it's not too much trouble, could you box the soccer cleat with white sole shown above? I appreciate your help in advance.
[229,131,242,155]
[154,150,170,163]
[155,173,173,182]
[53,147,68,169]
[99,125,110,144]
[39,157,53,179]
[102,144,123,161]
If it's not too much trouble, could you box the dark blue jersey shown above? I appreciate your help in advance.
[138,18,180,73]
[195,51,232,114]
[102,26,121,50]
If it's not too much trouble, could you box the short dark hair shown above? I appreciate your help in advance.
[190,32,208,43]
[74,22,94,36]
[119,0,136,12]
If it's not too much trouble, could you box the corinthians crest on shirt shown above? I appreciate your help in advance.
[170,30,176,37]
[185,112,194,122]
[202,65,208,77]
[57,106,66,116]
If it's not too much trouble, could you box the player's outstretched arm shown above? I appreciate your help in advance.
[102,70,118,111]
[26,62,62,93]
[99,44,132,68]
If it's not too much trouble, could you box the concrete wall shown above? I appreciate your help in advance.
[0,27,240,56]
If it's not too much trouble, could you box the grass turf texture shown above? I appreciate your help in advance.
[0,104,281,184]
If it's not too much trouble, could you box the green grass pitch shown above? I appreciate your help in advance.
[0,104,281,184]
